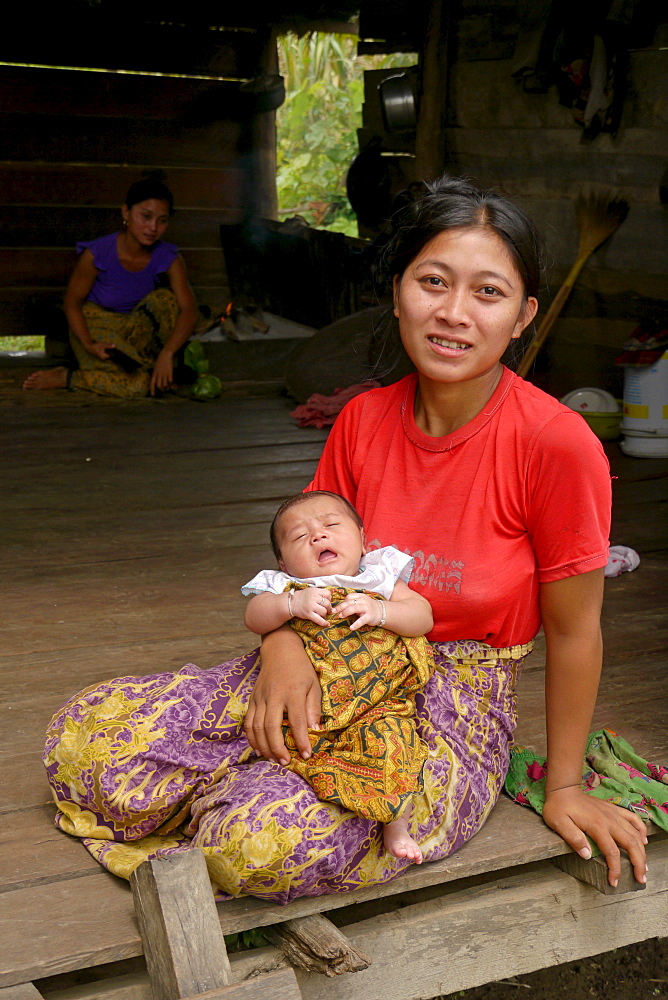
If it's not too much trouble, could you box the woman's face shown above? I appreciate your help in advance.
[121,198,170,247]
[394,226,538,387]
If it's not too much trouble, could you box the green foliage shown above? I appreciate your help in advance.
[224,929,270,952]
[276,32,411,236]
[0,335,44,352]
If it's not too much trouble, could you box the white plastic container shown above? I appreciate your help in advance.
[619,351,668,457]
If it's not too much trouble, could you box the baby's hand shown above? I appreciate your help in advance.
[290,587,332,626]
[336,594,384,630]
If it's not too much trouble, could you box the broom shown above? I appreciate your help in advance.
[517,190,629,378]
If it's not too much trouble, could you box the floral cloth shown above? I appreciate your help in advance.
[504,728,668,833]
[43,639,533,903]
[69,289,179,398]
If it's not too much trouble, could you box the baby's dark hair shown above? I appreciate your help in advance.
[124,173,174,214]
[270,491,363,561]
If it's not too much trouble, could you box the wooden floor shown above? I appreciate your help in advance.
[1,368,667,999]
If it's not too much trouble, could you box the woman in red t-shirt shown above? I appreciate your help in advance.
[43,177,647,901]
[244,177,647,890]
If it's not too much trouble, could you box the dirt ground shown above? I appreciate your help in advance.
[450,937,667,1000]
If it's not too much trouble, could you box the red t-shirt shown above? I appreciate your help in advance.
[308,369,611,647]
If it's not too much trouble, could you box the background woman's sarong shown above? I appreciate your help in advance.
[286,585,434,823]
[43,639,532,903]
[69,288,178,398]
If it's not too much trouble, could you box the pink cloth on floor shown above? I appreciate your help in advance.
[291,381,381,428]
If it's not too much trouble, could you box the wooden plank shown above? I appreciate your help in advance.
[178,970,301,1000]
[0,18,260,78]
[0,803,102,892]
[0,873,141,987]
[0,116,242,170]
[290,840,668,1000]
[0,165,243,212]
[551,853,645,895]
[130,851,232,999]
[0,249,225,290]
[444,126,668,160]
[451,52,667,133]
[0,68,241,122]
[0,986,45,1000]
[0,207,239,249]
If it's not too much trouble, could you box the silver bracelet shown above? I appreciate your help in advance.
[378,600,386,627]
[287,590,294,617]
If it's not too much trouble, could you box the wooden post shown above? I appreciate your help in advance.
[413,0,449,182]
[130,850,232,1000]
[251,28,279,221]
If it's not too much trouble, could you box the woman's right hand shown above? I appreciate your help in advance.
[85,341,116,361]
[244,626,322,765]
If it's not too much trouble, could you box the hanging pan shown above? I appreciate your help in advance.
[379,74,417,133]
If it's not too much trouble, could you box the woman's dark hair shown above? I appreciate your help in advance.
[382,175,544,301]
[270,491,363,561]
[124,176,174,214]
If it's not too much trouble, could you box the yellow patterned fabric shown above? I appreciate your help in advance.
[284,585,434,823]
[69,289,179,398]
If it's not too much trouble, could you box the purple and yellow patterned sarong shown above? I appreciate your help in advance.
[43,638,532,903]
[286,586,434,824]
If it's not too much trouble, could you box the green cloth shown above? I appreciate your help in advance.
[505,728,668,832]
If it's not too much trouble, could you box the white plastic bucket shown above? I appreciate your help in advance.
[619,351,668,457]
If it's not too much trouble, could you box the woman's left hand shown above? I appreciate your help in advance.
[335,594,384,630]
[542,786,648,887]
[150,349,174,395]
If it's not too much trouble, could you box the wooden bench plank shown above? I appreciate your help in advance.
[290,838,668,1000]
[175,970,301,1000]
[0,985,45,1000]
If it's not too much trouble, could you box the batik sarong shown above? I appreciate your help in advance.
[43,639,532,903]
[69,288,179,398]
[286,586,434,823]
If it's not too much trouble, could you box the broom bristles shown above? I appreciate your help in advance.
[575,189,629,258]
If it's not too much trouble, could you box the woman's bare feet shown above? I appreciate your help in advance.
[383,814,423,863]
[22,367,69,390]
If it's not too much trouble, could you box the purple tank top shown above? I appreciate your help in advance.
[76,232,180,313]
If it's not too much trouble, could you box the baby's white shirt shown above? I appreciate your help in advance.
[241,545,414,600]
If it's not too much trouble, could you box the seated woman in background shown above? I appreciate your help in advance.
[23,176,198,398]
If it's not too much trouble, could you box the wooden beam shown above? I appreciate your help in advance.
[264,914,371,976]
[413,0,449,181]
[174,969,301,1000]
[551,852,646,895]
[0,986,44,1000]
[130,850,232,1000]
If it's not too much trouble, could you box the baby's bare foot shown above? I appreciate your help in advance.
[22,367,69,390]
[383,818,423,864]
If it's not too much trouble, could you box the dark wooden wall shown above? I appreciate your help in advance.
[358,1,668,399]
[0,8,268,338]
